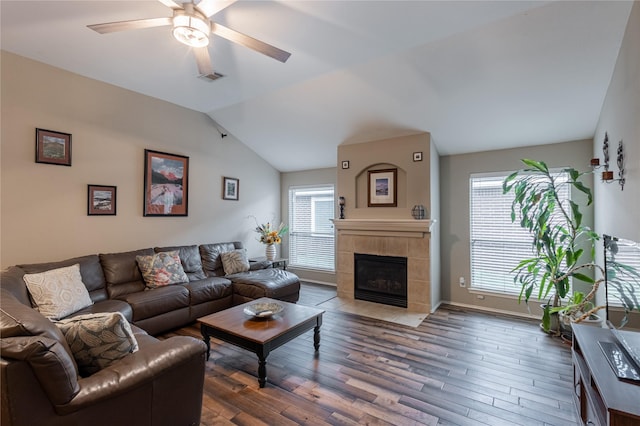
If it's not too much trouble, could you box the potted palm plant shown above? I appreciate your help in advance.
[503,159,605,334]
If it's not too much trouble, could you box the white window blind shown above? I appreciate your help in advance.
[469,172,570,295]
[605,237,640,308]
[288,185,335,271]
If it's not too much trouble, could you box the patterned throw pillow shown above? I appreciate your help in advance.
[136,251,188,289]
[23,263,93,320]
[220,249,250,276]
[56,312,138,377]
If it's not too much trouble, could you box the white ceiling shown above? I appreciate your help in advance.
[1,1,633,172]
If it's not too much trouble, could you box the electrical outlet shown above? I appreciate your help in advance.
[459,276,466,287]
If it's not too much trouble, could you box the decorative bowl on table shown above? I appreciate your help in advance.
[243,302,284,318]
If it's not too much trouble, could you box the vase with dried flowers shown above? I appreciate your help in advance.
[254,220,288,261]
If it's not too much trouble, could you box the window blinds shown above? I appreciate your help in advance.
[288,185,336,271]
[469,172,570,295]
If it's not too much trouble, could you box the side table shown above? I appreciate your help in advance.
[250,256,288,270]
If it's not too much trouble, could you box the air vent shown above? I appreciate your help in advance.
[198,72,224,82]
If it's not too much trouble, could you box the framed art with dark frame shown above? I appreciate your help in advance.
[413,151,423,162]
[143,149,189,216]
[222,176,239,200]
[368,168,397,207]
[35,128,72,166]
[88,185,117,216]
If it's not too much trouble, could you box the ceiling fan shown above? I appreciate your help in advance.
[88,0,291,80]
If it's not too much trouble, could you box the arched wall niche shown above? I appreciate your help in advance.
[354,163,407,209]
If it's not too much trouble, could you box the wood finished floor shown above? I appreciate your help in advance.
[162,283,578,426]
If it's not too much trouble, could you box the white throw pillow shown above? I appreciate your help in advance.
[23,263,93,320]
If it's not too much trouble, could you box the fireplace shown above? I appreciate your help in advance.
[354,253,407,308]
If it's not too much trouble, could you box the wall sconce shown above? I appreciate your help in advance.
[590,132,609,170]
[339,196,345,219]
[600,139,625,190]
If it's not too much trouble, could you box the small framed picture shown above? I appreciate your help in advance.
[143,149,189,216]
[368,168,397,207]
[223,176,239,200]
[342,160,350,169]
[413,151,423,162]
[88,185,117,216]
[36,128,72,166]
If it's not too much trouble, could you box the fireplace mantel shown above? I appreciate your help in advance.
[332,219,434,238]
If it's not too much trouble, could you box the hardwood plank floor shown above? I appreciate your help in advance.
[162,283,578,425]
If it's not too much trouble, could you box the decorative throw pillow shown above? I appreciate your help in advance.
[135,250,188,289]
[55,312,139,377]
[220,249,250,276]
[23,263,93,320]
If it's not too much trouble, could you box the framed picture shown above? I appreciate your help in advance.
[413,151,423,162]
[88,185,117,216]
[222,176,239,200]
[342,160,350,169]
[368,168,397,207]
[143,149,189,216]
[35,128,72,166]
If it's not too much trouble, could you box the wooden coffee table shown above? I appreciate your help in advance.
[198,297,324,388]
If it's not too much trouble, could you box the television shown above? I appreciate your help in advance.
[601,234,640,382]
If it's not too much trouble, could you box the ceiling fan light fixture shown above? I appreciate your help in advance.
[172,11,210,48]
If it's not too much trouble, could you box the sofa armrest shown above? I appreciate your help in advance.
[55,336,206,415]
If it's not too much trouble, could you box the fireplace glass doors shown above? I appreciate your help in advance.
[354,253,407,308]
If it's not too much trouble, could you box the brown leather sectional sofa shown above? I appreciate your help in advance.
[0,241,300,425]
[2,241,300,335]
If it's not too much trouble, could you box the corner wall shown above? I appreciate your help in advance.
[592,2,639,328]
[0,52,280,267]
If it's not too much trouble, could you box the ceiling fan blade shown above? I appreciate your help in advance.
[194,47,214,76]
[211,23,291,63]
[196,0,237,17]
[158,0,183,9]
[88,17,172,34]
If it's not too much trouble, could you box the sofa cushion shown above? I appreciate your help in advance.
[0,336,80,405]
[136,251,188,289]
[182,277,233,305]
[155,245,207,281]
[199,242,241,277]
[18,254,108,303]
[70,299,134,322]
[221,249,250,276]
[118,285,190,322]
[56,312,139,377]
[23,264,94,320]
[100,248,153,298]
[231,268,301,300]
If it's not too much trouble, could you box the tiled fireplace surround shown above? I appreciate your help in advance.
[334,219,432,313]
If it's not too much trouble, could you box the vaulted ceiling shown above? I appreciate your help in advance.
[1,1,633,171]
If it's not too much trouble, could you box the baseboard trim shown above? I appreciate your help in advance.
[299,279,336,287]
[441,300,539,320]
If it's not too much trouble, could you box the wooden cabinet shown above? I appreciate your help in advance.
[572,325,640,426]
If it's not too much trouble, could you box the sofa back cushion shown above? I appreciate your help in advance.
[199,242,243,277]
[155,245,206,281]
[100,248,153,299]
[0,289,80,404]
[18,255,108,303]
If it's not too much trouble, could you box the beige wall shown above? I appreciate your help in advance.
[440,139,593,317]
[338,133,431,219]
[1,52,281,268]
[592,2,640,328]
[280,167,337,284]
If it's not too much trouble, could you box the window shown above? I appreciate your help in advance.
[288,185,335,271]
[469,171,570,295]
